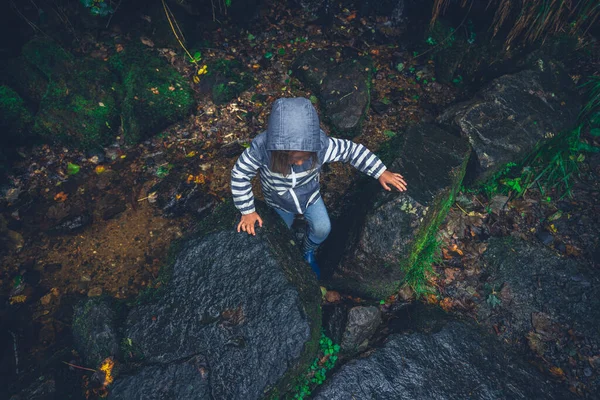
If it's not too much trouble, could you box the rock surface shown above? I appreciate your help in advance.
[438,66,580,182]
[107,202,322,400]
[314,321,577,400]
[72,298,120,367]
[340,306,382,354]
[292,49,371,137]
[481,237,600,341]
[327,123,470,298]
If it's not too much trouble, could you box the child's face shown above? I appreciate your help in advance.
[288,151,313,166]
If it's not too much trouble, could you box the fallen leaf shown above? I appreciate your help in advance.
[168,85,175,91]
[54,192,68,202]
[99,102,105,107]
[95,165,106,174]
[9,295,27,305]
[325,290,341,303]
[140,37,155,47]
[439,297,453,312]
[150,87,159,95]
[444,268,456,284]
[549,366,565,379]
[116,44,124,53]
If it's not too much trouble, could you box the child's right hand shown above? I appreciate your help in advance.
[237,212,263,236]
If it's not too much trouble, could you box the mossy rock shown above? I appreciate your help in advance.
[198,58,254,105]
[0,56,49,107]
[0,85,34,146]
[33,58,121,150]
[109,45,194,143]
[326,123,471,298]
[21,37,73,79]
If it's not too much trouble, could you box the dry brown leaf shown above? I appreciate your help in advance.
[140,37,155,47]
[54,192,68,202]
[325,290,341,303]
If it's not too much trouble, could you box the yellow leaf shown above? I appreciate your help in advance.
[186,151,196,158]
[10,295,27,305]
[120,155,126,159]
[95,165,106,174]
[549,224,557,233]
[193,76,200,84]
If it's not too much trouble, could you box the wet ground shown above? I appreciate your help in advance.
[1,0,599,398]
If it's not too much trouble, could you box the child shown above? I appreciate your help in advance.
[231,97,407,278]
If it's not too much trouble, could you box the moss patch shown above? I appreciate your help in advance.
[33,58,121,149]
[0,86,34,146]
[109,45,195,143]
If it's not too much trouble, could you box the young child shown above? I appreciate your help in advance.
[231,97,407,278]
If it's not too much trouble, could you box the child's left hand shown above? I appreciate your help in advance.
[378,170,407,192]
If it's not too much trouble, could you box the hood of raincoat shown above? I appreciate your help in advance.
[265,97,322,152]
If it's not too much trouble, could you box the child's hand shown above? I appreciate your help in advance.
[237,212,264,236]
[378,170,407,192]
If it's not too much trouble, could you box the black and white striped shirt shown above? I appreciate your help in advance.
[231,132,386,215]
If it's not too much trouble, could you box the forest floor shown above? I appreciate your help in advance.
[1,0,600,397]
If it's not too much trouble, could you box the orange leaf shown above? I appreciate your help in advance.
[439,297,453,312]
[549,366,565,379]
[54,192,68,202]
[346,11,357,21]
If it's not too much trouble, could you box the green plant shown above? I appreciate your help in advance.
[383,130,396,138]
[80,0,113,16]
[403,233,442,297]
[289,332,340,399]
[580,75,600,125]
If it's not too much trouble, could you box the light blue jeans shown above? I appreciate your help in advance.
[274,197,331,253]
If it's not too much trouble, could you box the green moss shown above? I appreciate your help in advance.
[0,86,34,145]
[33,58,121,149]
[109,45,195,143]
[204,59,254,105]
[0,56,49,106]
[21,37,73,79]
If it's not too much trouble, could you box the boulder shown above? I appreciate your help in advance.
[340,306,382,354]
[197,58,254,105]
[437,67,580,182]
[109,45,195,144]
[292,50,371,137]
[72,298,120,367]
[0,57,48,106]
[33,58,121,150]
[107,202,321,399]
[327,123,470,299]
[481,237,600,342]
[314,321,577,400]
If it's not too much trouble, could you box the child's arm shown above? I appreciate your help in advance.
[231,146,263,235]
[323,138,407,192]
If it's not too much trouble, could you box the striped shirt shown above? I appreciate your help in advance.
[231,133,386,215]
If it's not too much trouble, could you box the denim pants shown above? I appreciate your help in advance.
[274,197,331,253]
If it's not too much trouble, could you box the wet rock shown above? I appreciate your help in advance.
[292,50,371,137]
[321,57,372,137]
[314,321,576,400]
[97,193,126,220]
[72,298,120,367]
[340,306,382,355]
[323,304,349,345]
[291,49,336,93]
[481,237,600,341]
[327,123,470,298]
[108,44,195,144]
[8,378,55,400]
[197,58,253,105]
[438,68,580,182]
[110,202,321,399]
[109,356,210,399]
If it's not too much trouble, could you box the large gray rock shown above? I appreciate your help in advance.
[314,321,577,400]
[108,202,322,400]
[340,306,382,354]
[72,298,120,367]
[437,66,580,182]
[481,237,600,341]
[327,123,470,298]
[292,49,372,137]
